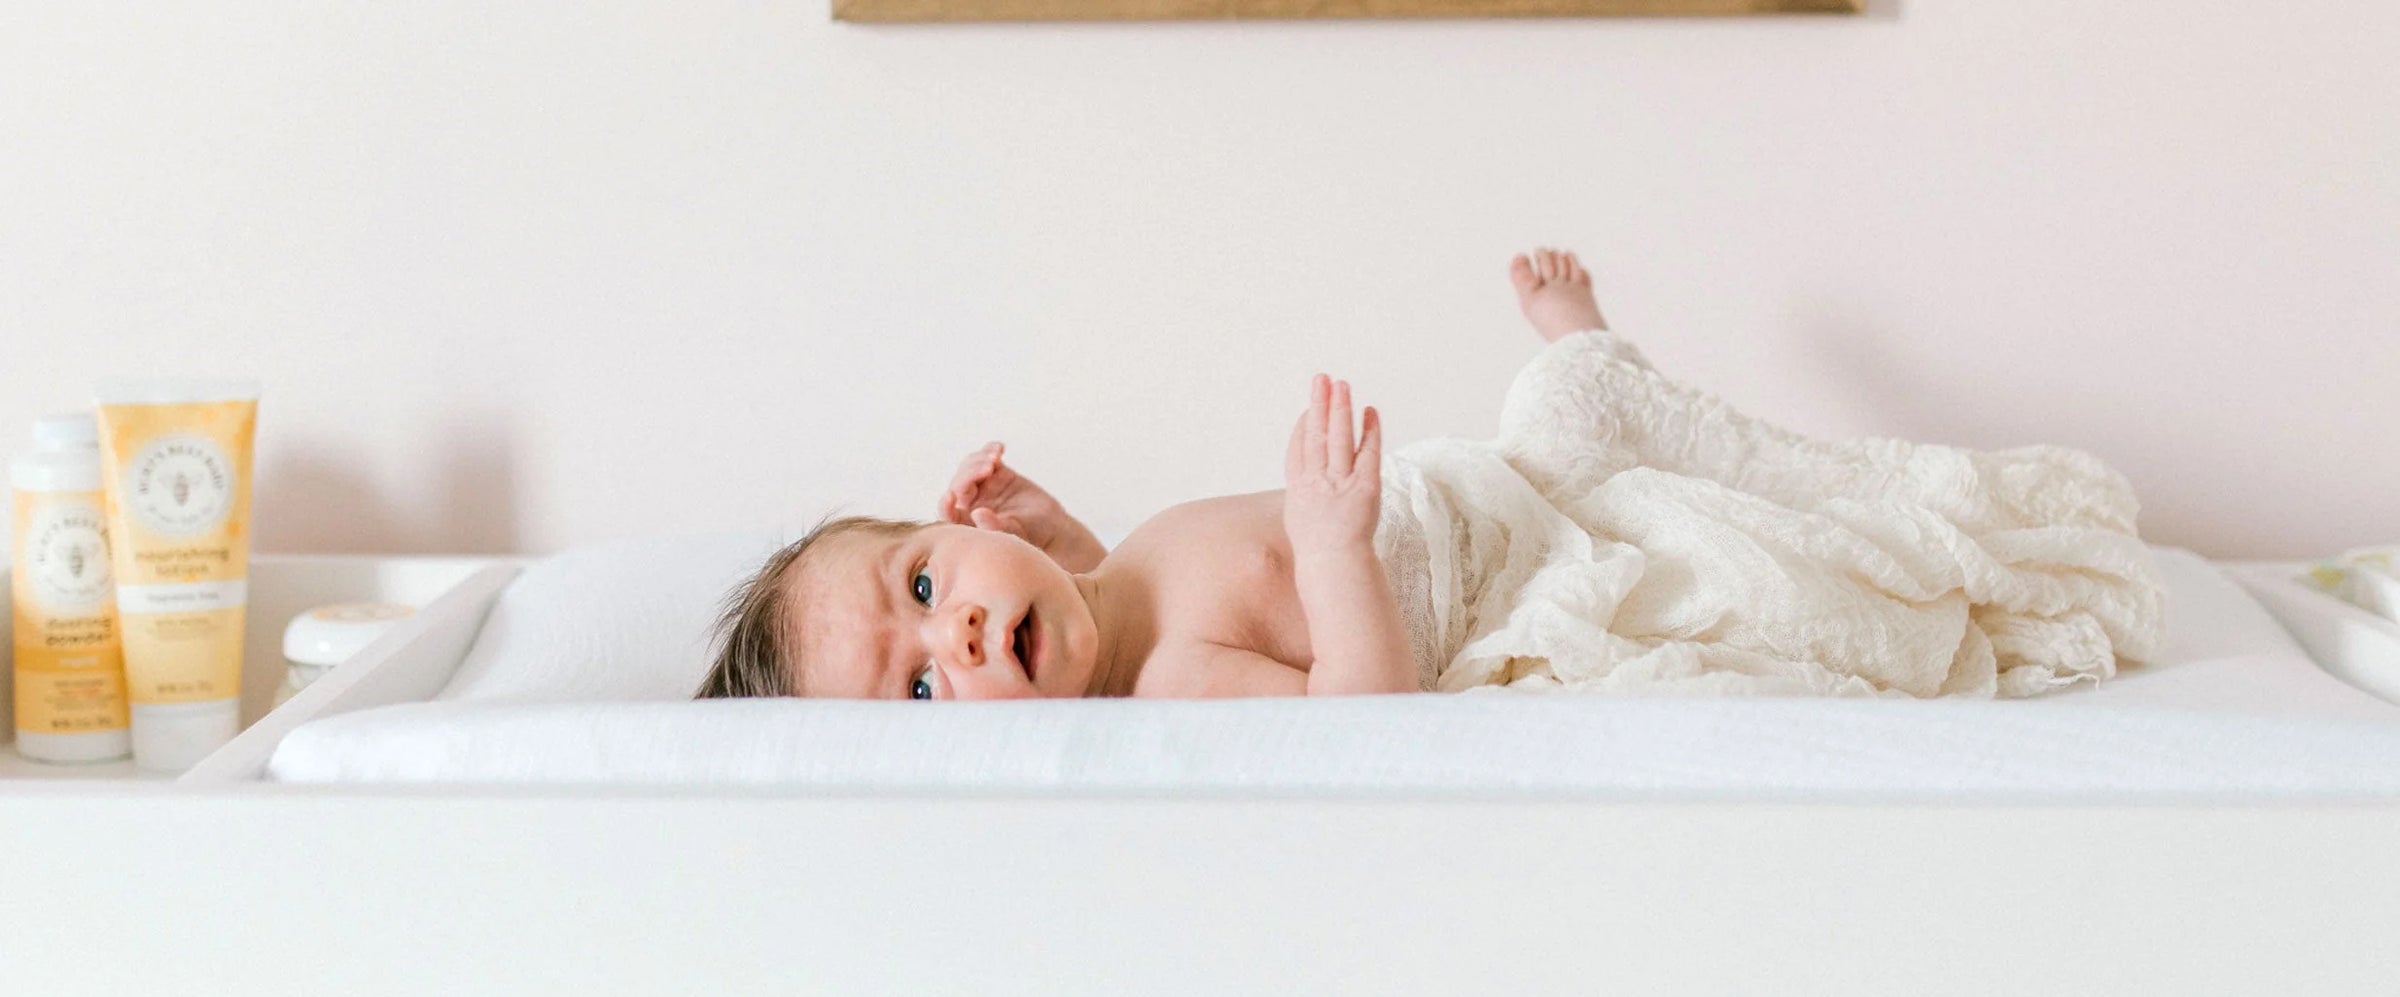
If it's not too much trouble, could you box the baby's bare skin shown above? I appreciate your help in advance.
[790,251,1608,700]
[1513,246,1609,342]
[1092,490,1317,696]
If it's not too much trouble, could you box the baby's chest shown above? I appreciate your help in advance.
[1157,542,1315,670]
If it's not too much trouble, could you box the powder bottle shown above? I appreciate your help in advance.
[9,414,133,763]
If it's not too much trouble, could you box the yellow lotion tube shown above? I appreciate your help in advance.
[95,380,259,772]
[10,415,132,762]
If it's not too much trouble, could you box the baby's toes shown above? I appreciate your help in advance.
[1509,253,1540,294]
[1563,251,1590,286]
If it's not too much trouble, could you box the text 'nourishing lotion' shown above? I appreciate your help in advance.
[95,380,259,773]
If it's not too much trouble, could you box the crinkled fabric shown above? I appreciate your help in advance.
[1373,330,2164,699]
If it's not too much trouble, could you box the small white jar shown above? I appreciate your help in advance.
[277,602,415,707]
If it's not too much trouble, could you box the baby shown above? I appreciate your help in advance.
[700,250,2163,702]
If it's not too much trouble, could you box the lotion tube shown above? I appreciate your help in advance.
[95,380,259,772]
[10,416,133,763]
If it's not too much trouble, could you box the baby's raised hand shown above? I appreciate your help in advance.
[940,442,1067,548]
[1283,374,1383,557]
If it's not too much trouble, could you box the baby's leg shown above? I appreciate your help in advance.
[1510,249,1609,342]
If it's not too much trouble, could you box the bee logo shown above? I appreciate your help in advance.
[128,434,235,536]
[28,505,111,612]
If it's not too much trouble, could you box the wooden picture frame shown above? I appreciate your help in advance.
[833,0,1863,23]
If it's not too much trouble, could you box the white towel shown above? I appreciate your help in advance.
[1374,330,2165,698]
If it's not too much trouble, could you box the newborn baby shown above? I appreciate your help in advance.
[699,250,2163,702]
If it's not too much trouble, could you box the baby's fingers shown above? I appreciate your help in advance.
[942,443,1007,517]
[1358,405,1382,472]
[1302,374,1328,473]
[1324,379,1355,474]
[942,480,976,520]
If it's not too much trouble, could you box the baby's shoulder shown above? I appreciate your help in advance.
[1112,494,1290,594]
[1117,490,1284,553]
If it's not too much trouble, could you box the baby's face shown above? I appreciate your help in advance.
[790,523,1097,700]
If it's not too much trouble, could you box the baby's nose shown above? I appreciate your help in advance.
[939,604,987,666]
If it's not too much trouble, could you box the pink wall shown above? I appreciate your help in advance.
[2,1,2393,558]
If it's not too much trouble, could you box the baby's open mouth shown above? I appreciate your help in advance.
[1012,610,1035,680]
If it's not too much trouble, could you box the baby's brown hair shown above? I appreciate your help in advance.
[695,514,927,699]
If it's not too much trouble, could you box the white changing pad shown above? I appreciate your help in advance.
[267,548,2400,799]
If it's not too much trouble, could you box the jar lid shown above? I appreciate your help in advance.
[283,602,416,666]
[9,449,101,493]
[129,700,239,773]
[31,413,98,451]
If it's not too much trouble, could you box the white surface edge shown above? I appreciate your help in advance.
[2226,561,2400,707]
[4,792,2398,995]
[177,562,521,785]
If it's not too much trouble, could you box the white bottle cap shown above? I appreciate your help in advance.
[129,700,240,773]
[284,602,415,667]
[31,412,99,451]
[8,449,102,493]
[14,728,132,764]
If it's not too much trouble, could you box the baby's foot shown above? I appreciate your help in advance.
[1509,248,1608,343]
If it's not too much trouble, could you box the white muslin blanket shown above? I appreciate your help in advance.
[1375,330,2165,698]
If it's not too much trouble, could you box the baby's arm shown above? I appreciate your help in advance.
[1283,376,1416,696]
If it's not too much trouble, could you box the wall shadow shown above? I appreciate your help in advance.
[254,409,521,555]
[1784,310,1994,446]
[428,408,522,554]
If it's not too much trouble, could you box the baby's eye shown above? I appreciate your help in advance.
[911,570,933,606]
[909,664,934,701]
